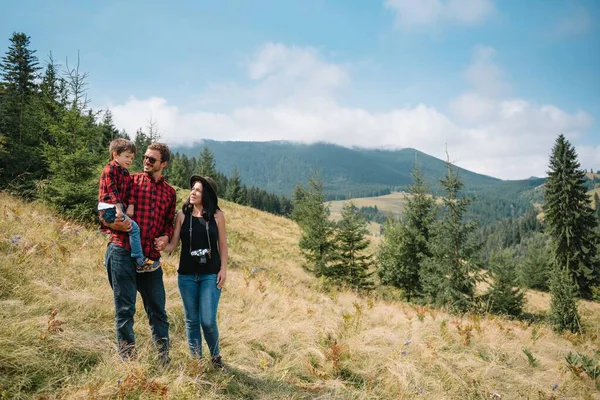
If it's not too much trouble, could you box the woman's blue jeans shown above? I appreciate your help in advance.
[178,273,221,358]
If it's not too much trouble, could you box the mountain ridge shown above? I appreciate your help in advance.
[172,139,536,199]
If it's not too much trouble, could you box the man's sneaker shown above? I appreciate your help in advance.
[158,353,171,368]
[211,355,224,369]
[118,343,137,361]
[136,259,160,273]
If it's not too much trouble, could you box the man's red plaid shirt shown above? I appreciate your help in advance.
[101,172,176,260]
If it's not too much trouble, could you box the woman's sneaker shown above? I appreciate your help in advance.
[136,258,160,273]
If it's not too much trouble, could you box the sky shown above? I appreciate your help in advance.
[1,0,599,180]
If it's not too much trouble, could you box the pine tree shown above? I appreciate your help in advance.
[543,134,600,299]
[378,165,436,301]
[517,232,551,291]
[0,32,42,189]
[293,174,335,277]
[165,152,185,188]
[131,128,151,172]
[99,110,121,151]
[485,249,524,317]
[549,266,581,333]
[328,201,374,291]
[225,167,245,204]
[41,57,103,221]
[196,146,217,178]
[421,158,483,313]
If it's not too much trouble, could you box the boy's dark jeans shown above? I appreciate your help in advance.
[105,243,169,358]
[102,206,145,265]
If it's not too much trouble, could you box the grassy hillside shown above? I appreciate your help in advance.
[2,192,600,399]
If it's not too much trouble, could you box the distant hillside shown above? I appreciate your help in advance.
[173,140,544,199]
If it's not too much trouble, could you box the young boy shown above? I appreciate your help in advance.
[98,138,160,273]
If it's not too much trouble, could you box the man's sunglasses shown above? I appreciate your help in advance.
[143,155,161,164]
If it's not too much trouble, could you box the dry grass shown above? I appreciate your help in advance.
[328,192,409,221]
[1,192,600,399]
[328,192,409,237]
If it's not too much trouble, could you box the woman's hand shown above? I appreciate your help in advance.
[217,269,227,289]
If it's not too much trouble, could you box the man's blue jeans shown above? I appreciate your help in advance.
[105,243,169,357]
[102,207,145,266]
[178,273,221,358]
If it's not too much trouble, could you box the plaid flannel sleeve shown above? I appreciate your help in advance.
[102,163,121,204]
[124,173,135,206]
[162,189,176,239]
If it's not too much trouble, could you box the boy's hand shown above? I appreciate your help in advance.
[125,204,134,217]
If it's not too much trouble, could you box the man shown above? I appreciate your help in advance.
[100,142,176,364]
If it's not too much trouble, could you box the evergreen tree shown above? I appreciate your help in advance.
[170,152,192,188]
[549,266,581,333]
[543,134,600,299]
[225,167,245,204]
[99,110,121,151]
[593,193,600,219]
[41,58,103,221]
[378,165,436,301]
[485,249,524,317]
[196,146,217,177]
[328,201,374,291]
[0,32,42,190]
[293,174,335,277]
[517,232,552,291]
[421,159,483,313]
[131,128,151,172]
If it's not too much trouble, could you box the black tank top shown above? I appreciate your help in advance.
[178,213,221,275]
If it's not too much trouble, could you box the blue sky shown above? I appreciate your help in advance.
[1,0,599,179]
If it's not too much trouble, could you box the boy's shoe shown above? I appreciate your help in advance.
[136,258,161,273]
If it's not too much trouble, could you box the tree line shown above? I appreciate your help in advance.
[0,32,291,221]
[294,137,600,333]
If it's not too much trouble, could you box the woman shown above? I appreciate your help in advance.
[165,175,228,367]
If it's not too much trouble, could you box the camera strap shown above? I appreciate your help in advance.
[189,212,212,256]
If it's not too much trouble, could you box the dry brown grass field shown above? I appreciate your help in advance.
[585,173,600,181]
[1,192,600,399]
[328,192,410,237]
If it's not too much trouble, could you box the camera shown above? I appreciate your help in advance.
[190,248,211,264]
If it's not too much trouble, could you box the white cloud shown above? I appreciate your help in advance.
[553,3,593,38]
[384,0,495,31]
[108,43,597,180]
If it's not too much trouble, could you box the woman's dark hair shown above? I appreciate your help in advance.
[182,177,220,218]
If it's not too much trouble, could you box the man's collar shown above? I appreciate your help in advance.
[144,171,164,183]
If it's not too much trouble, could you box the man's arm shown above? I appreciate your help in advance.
[155,190,176,251]
[163,191,176,239]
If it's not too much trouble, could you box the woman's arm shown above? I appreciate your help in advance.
[164,211,184,253]
[215,210,228,289]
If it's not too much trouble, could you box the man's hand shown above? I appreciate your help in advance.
[154,236,169,252]
[99,213,132,232]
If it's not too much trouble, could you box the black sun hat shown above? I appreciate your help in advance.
[189,175,219,215]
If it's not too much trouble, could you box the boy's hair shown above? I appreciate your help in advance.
[109,138,136,159]
[148,142,171,163]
